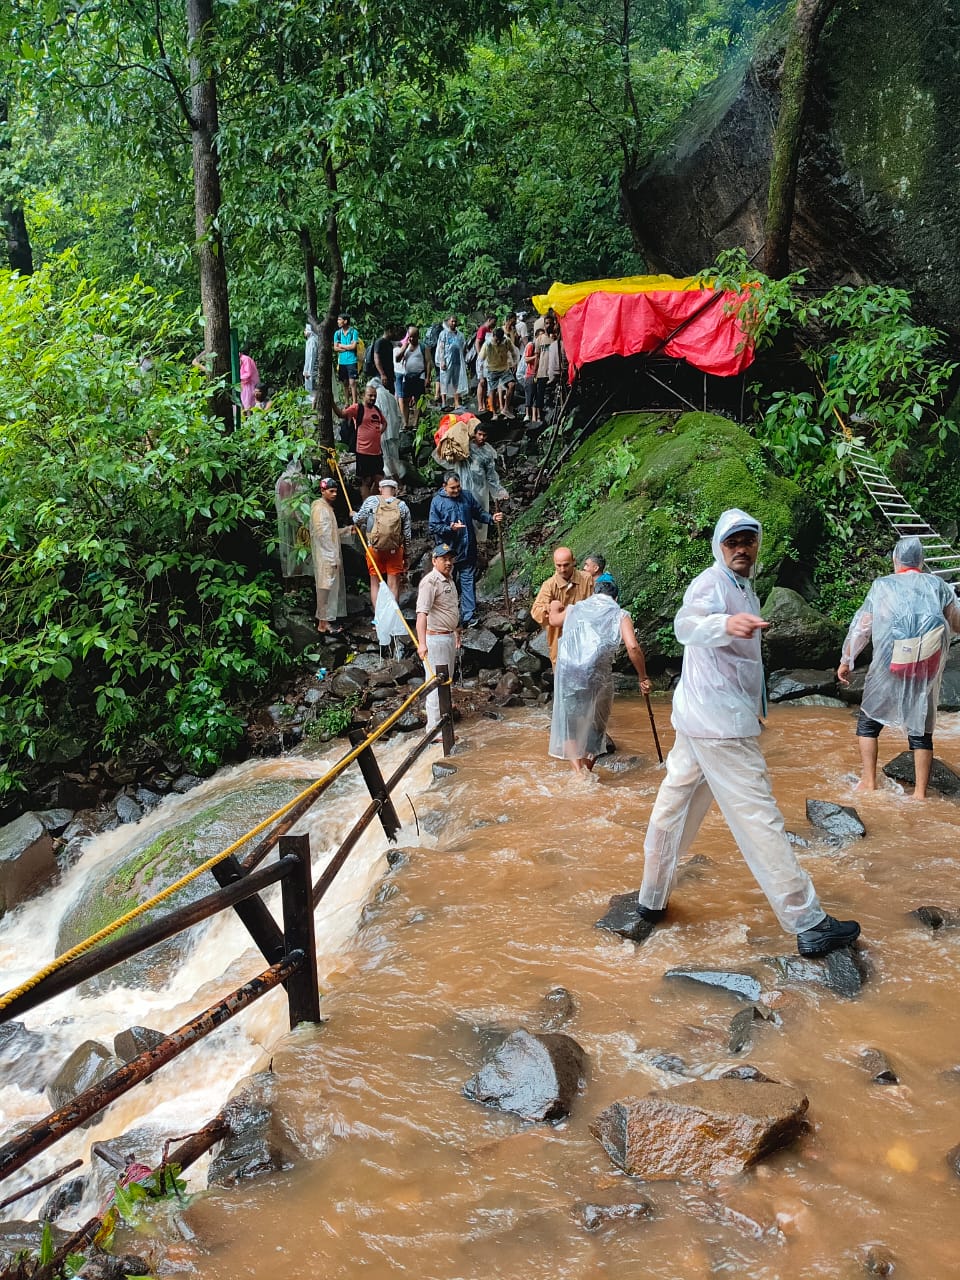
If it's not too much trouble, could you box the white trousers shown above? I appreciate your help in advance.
[424,632,457,731]
[639,732,823,935]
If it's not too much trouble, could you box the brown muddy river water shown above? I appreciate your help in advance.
[135,697,960,1280]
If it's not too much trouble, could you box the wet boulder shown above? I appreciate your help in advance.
[805,799,866,841]
[113,1026,165,1063]
[459,627,501,663]
[765,948,866,998]
[537,987,577,1031]
[728,1005,775,1055]
[492,670,522,705]
[57,776,314,989]
[859,1048,899,1085]
[0,1222,71,1271]
[601,754,644,775]
[0,1019,47,1089]
[432,760,457,781]
[48,1040,122,1120]
[596,892,659,945]
[664,967,763,1003]
[721,1064,776,1083]
[41,1176,86,1222]
[575,1199,654,1231]
[463,1028,587,1122]
[883,752,960,798]
[591,1079,809,1181]
[946,1142,960,1180]
[0,811,59,916]
[76,1252,152,1280]
[208,1071,298,1187]
[863,1245,897,1277]
[766,669,838,703]
[761,589,845,670]
[911,904,960,930]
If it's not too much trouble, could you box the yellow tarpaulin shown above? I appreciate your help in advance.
[532,275,703,317]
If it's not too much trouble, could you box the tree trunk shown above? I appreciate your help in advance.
[0,98,33,275]
[314,151,343,450]
[186,0,233,430]
[299,226,319,325]
[763,0,838,277]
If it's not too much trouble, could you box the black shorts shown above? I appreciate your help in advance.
[337,363,358,383]
[356,452,384,480]
[856,709,932,752]
[404,373,425,401]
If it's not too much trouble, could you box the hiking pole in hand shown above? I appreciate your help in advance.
[495,501,510,616]
[644,690,664,764]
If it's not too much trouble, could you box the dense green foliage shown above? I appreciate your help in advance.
[0,261,311,792]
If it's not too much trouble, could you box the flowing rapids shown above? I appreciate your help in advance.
[6,702,960,1278]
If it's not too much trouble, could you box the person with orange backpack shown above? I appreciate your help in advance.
[351,476,413,610]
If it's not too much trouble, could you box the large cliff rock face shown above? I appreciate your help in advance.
[629,1,960,329]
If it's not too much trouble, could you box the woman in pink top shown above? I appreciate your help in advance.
[239,352,259,410]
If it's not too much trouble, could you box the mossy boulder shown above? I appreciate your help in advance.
[57,778,314,989]
[495,411,818,659]
[761,586,845,668]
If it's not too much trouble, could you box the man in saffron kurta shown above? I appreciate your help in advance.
[531,547,593,666]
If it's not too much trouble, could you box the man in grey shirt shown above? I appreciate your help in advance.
[416,543,460,739]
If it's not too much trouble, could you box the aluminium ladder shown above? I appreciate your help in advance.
[843,439,960,583]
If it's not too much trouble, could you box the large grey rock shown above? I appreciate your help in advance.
[806,799,866,841]
[114,795,143,825]
[537,987,577,1032]
[208,1071,298,1187]
[462,1028,587,1122]
[664,967,763,1003]
[40,1176,86,1222]
[883,752,960,797]
[38,808,75,834]
[761,589,845,670]
[591,1080,809,1181]
[48,1041,122,1122]
[460,627,500,658]
[766,669,838,702]
[0,812,58,916]
[528,630,553,663]
[766,947,866,998]
[331,667,368,698]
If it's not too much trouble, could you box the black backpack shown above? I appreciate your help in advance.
[338,403,361,451]
[364,342,377,379]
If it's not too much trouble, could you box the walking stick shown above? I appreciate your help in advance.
[495,501,510,615]
[644,690,664,764]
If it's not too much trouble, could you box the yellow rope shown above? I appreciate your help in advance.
[815,375,853,440]
[0,674,443,1014]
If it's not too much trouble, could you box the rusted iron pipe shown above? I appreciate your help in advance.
[0,1158,83,1211]
[0,954,303,1185]
[0,856,300,1025]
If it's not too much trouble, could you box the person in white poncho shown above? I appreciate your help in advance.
[549,581,650,775]
[837,535,960,799]
[309,477,350,634]
[634,508,861,958]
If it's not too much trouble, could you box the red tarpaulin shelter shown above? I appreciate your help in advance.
[532,275,756,381]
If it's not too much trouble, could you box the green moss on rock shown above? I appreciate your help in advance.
[58,778,315,987]
[502,411,818,656]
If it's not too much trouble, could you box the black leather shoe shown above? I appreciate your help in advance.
[797,914,861,957]
[637,904,667,924]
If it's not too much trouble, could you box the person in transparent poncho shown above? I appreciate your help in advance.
[837,535,960,799]
[634,508,861,958]
[548,581,651,775]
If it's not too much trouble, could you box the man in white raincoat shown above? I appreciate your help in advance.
[837,535,960,799]
[549,581,650,775]
[635,508,861,958]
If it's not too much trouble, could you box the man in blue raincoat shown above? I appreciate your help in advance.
[838,535,960,799]
[428,473,503,627]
